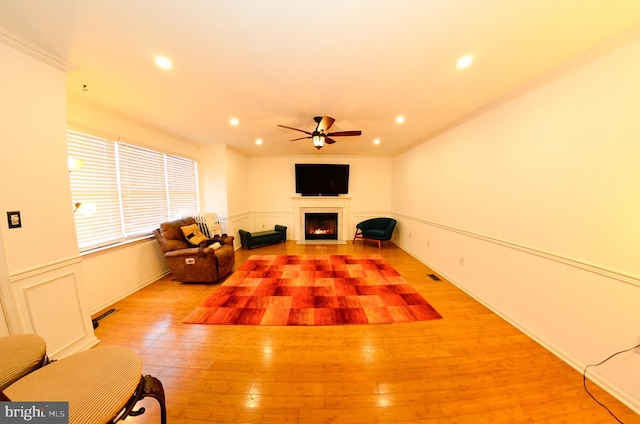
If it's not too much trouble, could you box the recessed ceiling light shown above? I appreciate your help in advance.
[457,55,473,69]
[395,116,405,124]
[230,118,239,126]
[155,56,172,70]
[255,139,263,145]
[373,139,381,145]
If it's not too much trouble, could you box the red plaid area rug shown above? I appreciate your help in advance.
[183,255,442,326]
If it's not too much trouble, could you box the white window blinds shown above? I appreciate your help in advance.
[67,130,199,252]
[166,154,200,217]
[68,130,124,250]
[118,142,170,238]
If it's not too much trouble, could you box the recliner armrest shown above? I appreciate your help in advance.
[164,248,203,258]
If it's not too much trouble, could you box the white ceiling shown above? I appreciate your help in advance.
[1,1,640,157]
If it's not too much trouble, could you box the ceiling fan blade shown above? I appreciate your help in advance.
[326,130,362,137]
[316,116,335,133]
[325,137,337,144]
[290,136,311,141]
[277,124,312,135]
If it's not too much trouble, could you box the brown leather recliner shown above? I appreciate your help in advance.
[153,217,235,283]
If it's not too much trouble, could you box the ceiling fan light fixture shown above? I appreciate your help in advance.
[278,116,361,150]
[313,134,325,149]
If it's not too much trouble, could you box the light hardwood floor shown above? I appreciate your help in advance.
[94,241,639,423]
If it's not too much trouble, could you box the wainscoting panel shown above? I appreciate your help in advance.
[229,213,251,250]
[10,257,98,358]
[392,213,640,414]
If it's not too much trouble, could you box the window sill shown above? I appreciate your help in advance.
[79,235,155,258]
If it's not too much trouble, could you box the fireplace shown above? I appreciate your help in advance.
[305,213,338,240]
[292,196,350,241]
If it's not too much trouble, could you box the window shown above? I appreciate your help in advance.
[68,130,199,251]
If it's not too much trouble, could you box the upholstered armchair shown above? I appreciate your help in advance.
[353,217,397,248]
[153,217,235,283]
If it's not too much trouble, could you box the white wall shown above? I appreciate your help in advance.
[225,148,250,217]
[201,144,230,218]
[67,95,202,160]
[246,156,392,238]
[200,145,250,248]
[0,41,97,356]
[224,148,249,247]
[80,240,167,314]
[391,34,640,410]
[0,233,13,336]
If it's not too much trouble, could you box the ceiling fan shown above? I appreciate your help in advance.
[278,116,362,150]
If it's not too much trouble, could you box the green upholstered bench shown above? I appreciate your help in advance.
[239,225,287,249]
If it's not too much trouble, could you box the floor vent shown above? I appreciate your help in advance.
[92,308,119,329]
[427,274,441,281]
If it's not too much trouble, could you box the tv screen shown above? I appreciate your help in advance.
[295,164,350,196]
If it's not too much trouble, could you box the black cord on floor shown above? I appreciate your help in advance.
[582,342,640,424]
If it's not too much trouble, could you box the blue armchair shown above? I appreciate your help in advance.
[353,217,397,248]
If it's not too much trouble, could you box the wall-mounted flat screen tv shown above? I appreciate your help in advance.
[295,164,350,196]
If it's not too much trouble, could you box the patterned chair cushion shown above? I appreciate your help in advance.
[180,224,208,245]
[0,333,46,391]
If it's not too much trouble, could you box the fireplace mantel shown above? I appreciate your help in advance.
[292,196,351,241]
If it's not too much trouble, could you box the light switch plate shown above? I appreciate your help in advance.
[7,211,21,229]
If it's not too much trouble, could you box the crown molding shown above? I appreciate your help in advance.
[0,27,73,72]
